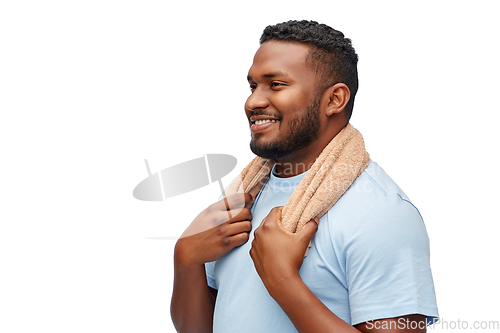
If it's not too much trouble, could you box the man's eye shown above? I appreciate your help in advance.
[249,84,257,90]
[271,82,284,88]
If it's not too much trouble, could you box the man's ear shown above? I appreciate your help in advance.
[324,83,350,117]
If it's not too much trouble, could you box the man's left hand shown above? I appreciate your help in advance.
[249,206,319,294]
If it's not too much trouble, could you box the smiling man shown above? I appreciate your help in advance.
[171,20,438,333]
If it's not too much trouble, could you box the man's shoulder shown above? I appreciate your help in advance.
[320,161,429,257]
[357,160,410,199]
[342,160,413,206]
[324,160,423,229]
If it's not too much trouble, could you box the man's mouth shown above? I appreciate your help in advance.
[250,118,280,133]
[253,119,278,125]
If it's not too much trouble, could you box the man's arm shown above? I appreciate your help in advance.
[250,207,427,333]
[171,256,216,333]
[266,271,426,332]
[171,193,253,333]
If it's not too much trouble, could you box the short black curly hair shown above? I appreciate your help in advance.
[260,20,358,120]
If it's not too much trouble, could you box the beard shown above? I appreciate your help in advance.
[250,96,321,159]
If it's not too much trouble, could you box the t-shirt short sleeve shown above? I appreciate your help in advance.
[345,194,439,325]
[205,261,217,290]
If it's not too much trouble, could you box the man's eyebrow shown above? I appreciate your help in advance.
[263,71,288,78]
[247,71,288,81]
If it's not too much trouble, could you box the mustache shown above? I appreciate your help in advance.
[249,110,281,119]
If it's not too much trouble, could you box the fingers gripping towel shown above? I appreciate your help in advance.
[226,123,370,245]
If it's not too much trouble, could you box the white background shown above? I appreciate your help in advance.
[1,0,499,332]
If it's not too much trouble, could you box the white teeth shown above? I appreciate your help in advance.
[255,119,277,125]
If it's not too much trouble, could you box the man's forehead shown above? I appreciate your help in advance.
[247,71,289,82]
[248,41,313,79]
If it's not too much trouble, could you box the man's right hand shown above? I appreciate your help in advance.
[174,193,254,267]
[171,193,253,332]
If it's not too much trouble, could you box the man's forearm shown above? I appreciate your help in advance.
[267,272,359,333]
[171,258,215,333]
[267,274,427,333]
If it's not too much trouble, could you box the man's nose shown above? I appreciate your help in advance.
[245,88,269,111]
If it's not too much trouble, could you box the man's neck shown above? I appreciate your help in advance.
[273,161,314,178]
[272,123,347,178]
[272,151,318,178]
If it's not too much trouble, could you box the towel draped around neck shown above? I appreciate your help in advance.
[225,123,370,234]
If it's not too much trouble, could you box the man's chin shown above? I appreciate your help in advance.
[250,140,291,160]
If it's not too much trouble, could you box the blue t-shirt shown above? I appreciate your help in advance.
[205,161,438,332]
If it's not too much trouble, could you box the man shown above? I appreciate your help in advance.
[171,20,438,332]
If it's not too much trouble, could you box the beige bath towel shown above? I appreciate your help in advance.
[226,123,370,238]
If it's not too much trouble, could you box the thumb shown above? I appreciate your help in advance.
[298,218,319,243]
